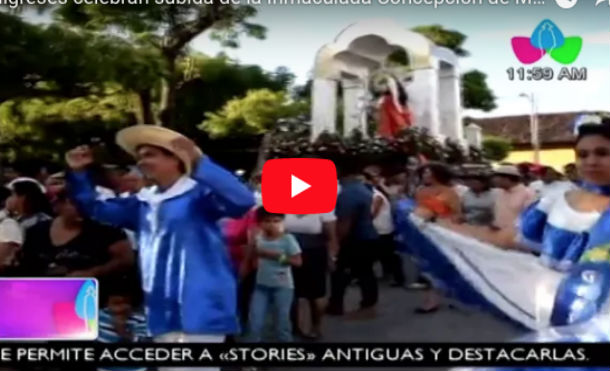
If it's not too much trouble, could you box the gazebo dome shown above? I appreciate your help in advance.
[314,19,434,79]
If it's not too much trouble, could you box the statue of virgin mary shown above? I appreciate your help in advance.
[376,74,413,138]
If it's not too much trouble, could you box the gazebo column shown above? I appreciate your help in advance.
[342,78,367,137]
[438,66,463,143]
[311,78,338,140]
[465,123,483,148]
[408,61,440,138]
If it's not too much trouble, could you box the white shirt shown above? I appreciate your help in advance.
[533,181,576,199]
[284,212,336,235]
[372,189,394,235]
[530,180,545,198]
[454,184,469,200]
[96,186,116,200]
[0,210,22,245]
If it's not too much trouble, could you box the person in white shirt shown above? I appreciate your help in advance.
[0,187,23,273]
[530,166,575,199]
[453,181,469,200]
[364,166,405,287]
[284,211,339,339]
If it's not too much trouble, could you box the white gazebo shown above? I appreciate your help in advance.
[310,19,464,144]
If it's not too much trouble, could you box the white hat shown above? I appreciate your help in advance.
[5,177,46,193]
[116,126,202,174]
[493,165,521,178]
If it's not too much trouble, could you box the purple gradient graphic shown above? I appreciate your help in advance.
[0,278,97,340]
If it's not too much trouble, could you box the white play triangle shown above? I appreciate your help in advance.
[291,175,311,198]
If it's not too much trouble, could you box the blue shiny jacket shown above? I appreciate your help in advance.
[550,208,610,327]
[67,158,255,336]
[518,188,601,271]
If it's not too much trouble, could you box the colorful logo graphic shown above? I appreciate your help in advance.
[0,278,98,340]
[511,19,582,65]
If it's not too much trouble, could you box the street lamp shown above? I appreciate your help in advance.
[519,92,540,165]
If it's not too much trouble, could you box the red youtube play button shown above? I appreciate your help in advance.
[262,158,337,214]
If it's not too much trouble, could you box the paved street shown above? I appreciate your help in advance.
[280,260,525,371]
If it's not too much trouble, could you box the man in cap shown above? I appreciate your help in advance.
[65,126,254,370]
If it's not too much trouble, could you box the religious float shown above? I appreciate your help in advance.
[266,19,609,361]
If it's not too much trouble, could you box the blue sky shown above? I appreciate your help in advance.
[192,1,610,117]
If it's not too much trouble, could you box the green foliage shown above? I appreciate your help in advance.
[55,4,266,50]
[294,79,313,100]
[54,3,267,126]
[173,56,296,138]
[462,70,497,112]
[0,89,135,163]
[0,12,162,162]
[386,49,410,66]
[0,12,163,103]
[267,118,485,166]
[413,25,496,112]
[482,136,512,162]
[412,25,469,57]
[200,89,308,138]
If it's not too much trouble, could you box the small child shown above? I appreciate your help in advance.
[246,207,302,342]
[98,275,148,371]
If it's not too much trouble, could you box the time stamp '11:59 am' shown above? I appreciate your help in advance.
[506,67,587,81]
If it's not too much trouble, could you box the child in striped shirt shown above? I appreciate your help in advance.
[98,275,148,371]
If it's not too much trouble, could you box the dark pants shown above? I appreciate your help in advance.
[329,240,378,312]
[377,233,405,285]
[238,270,257,331]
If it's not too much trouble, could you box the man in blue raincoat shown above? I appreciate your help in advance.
[66,126,255,371]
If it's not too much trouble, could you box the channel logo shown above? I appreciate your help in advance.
[0,278,98,340]
[262,158,337,214]
[511,19,582,65]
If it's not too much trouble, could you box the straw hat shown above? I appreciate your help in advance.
[493,165,521,178]
[116,126,202,174]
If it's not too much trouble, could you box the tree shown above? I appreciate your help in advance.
[0,13,164,163]
[173,55,295,138]
[55,3,267,126]
[413,24,496,112]
[0,12,162,104]
[462,70,497,112]
[412,25,469,57]
[200,89,308,138]
[482,136,512,162]
[0,87,136,163]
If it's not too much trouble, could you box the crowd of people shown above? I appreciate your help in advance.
[0,118,608,371]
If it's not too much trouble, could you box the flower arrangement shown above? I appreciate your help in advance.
[266,117,488,166]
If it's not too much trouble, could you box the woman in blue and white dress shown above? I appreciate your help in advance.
[518,120,610,271]
[453,122,610,371]
[459,209,610,371]
[399,118,610,329]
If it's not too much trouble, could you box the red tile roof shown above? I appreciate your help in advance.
[470,111,606,146]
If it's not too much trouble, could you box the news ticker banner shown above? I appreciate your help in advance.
[0,343,608,367]
[0,278,99,340]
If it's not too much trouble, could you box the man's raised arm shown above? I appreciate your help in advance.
[66,146,140,231]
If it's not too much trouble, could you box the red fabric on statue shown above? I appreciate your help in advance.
[378,95,412,138]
